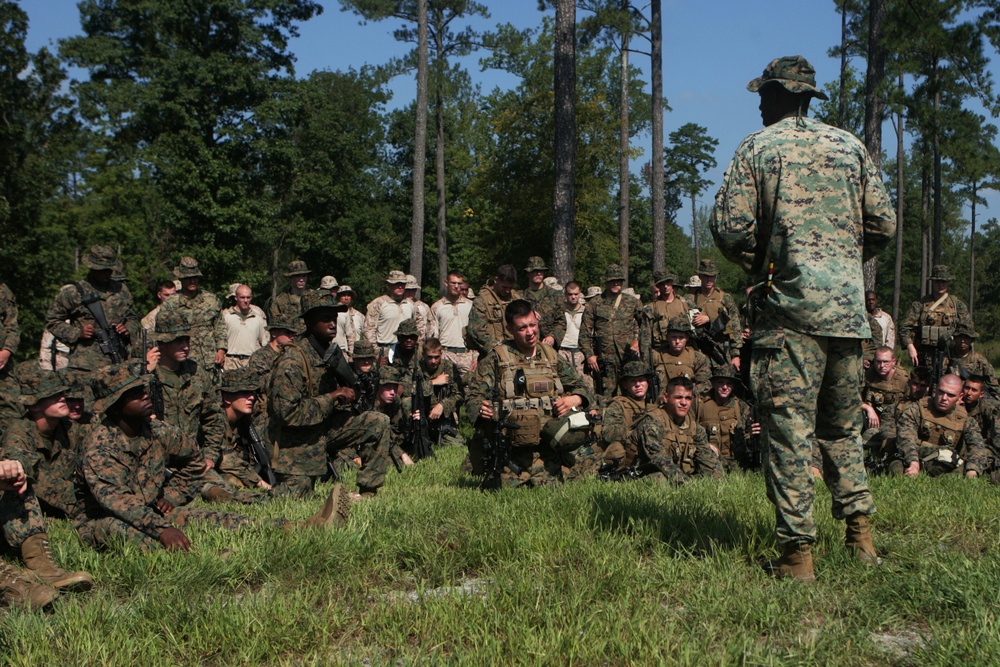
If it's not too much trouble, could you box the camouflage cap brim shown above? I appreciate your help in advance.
[93,373,146,414]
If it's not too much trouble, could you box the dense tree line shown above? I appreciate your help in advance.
[1,0,999,358]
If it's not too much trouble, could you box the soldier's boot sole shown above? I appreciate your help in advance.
[305,484,350,528]
[765,543,816,583]
[21,534,94,593]
[845,513,881,566]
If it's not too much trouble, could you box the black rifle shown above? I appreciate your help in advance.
[480,385,518,491]
[352,369,378,414]
[701,311,731,366]
[139,329,166,421]
[408,365,434,460]
[238,419,277,487]
[592,334,608,396]
[76,282,128,364]
[734,401,762,471]
[597,458,648,482]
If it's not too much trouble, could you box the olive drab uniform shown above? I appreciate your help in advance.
[468,341,594,487]
[698,395,753,471]
[641,299,689,374]
[894,397,986,477]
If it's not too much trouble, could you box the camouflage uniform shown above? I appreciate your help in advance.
[893,397,986,477]
[467,284,521,353]
[522,257,566,345]
[644,407,722,483]
[648,316,711,398]
[156,257,226,371]
[944,324,999,395]
[900,265,972,368]
[0,488,48,552]
[580,265,641,401]
[267,260,312,323]
[269,304,393,495]
[45,246,139,372]
[698,394,755,472]
[0,282,19,362]
[684,260,743,362]
[2,420,83,519]
[711,60,895,548]
[467,341,595,487]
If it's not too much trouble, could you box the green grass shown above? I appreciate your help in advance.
[3,446,1000,666]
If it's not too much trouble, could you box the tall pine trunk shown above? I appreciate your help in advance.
[552,0,576,284]
[863,0,886,291]
[650,0,664,272]
[618,8,630,282]
[409,0,429,285]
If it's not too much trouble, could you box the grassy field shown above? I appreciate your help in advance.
[3,445,1000,666]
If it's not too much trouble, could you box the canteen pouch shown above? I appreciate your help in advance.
[508,411,542,448]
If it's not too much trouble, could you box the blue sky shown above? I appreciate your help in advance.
[24,0,1000,227]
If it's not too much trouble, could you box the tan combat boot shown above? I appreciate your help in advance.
[21,533,94,592]
[202,485,235,504]
[0,559,59,610]
[845,513,880,565]
[769,542,816,583]
[304,483,350,528]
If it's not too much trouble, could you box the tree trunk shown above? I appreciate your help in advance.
[650,0,664,273]
[618,7,630,283]
[690,192,699,269]
[969,181,977,315]
[921,164,930,297]
[862,0,886,291]
[892,71,905,327]
[409,0,429,285]
[838,0,847,128]
[932,71,942,267]
[434,27,448,294]
[552,0,576,285]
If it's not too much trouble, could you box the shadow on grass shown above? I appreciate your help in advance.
[587,487,772,557]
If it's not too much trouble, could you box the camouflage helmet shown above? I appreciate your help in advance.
[653,269,677,285]
[220,367,261,394]
[353,338,377,359]
[747,55,830,100]
[619,360,652,381]
[540,410,592,452]
[524,256,549,272]
[696,259,719,277]
[709,365,738,381]
[61,369,94,404]
[82,245,118,271]
[16,365,69,407]
[930,264,953,282]
[284,259,312,277]
[602,264,626,283]
[395,318,420,338]
[666,315,692,334]
[91,363,146,414]
[173,256,203,279]
[153,307,193,343]
[300,289,344,318]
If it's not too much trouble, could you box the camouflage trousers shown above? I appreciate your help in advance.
[273,411,393,497]
[752,329,874,547]
[598,417,688,485]
[75,506,285,552]
[0,491,47,550]
[499,443,571,488]
[442,349,479,379]
[559,349,594,394]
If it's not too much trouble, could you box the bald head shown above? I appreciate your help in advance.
[934,374,964,414]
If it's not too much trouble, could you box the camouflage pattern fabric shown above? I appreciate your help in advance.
[698,395,754,470]
[0,490,46,549]
[217,418,264,489]
[894,398,986,476]
[0,283,20,357]
[159,290,225,370]
[45,279,139,371]
[1,419,84,518]
[247,343,282,433]
[77,506,274,552]
[267,292,303,324]
[899,294,972,355]
[466,285,521,353]
[156,359,226,463]
[945,351,999,394]
[524,286,566,345]
[711,110,894,549]
[268,336,392,492]
[684,287,743,354]
[75,418,210,544]
[579,291,641,400]
[640,298,689,352]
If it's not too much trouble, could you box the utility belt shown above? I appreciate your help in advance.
[560,346,578,352]
[226,353,251,359]
[444,346,467,353]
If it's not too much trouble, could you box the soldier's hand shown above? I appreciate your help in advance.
[330,387,356,404]
[429,403,444,420]
[80,323,97,340]
[215,349,226,367]
[731,356,741,371]
[410,410,421,421]
[145,345,161,372]
[256,479,273,490]
[750,422,761,436]
[966,470,979,479]
[204,459,215,471]
[0,350,10,370]
[586,355,600,373]
[542,336,555,346]
[692,313,710,327]
[0,460,27,494]
[113,322,129,335]
[154,498,175,515]
[400,452,415,466]
[159,527,190,552]
[479,400,494,420]
[904,461,920,477]
[862,404,880,430]
[431,374,449,386]
[907,344,919,368]
[553,394,583,417]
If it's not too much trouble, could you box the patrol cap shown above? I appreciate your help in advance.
[524,256,549,272]
[620,360,652,380]
[622,287,640,300]
[300,289,345,318]
[466,288,476,299]
[220,367,260,394]
[930,264,952,281]
[653,269,677,286]
[747,55,830,100]
[395,318,419,338]
[83,245,118,271]
[540,410,592,452]
[696,259,719,277]
[284,260,312,277]
[173,256,203,279]
[16,365,69,406]
[666,316,692,334]
[353,338,376,359]
[385,270,408,284]
[602,264,626,282]
[543,276,563,290]
[92,363,147,414]
[153,307,193,343]
[319,275,339,290]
